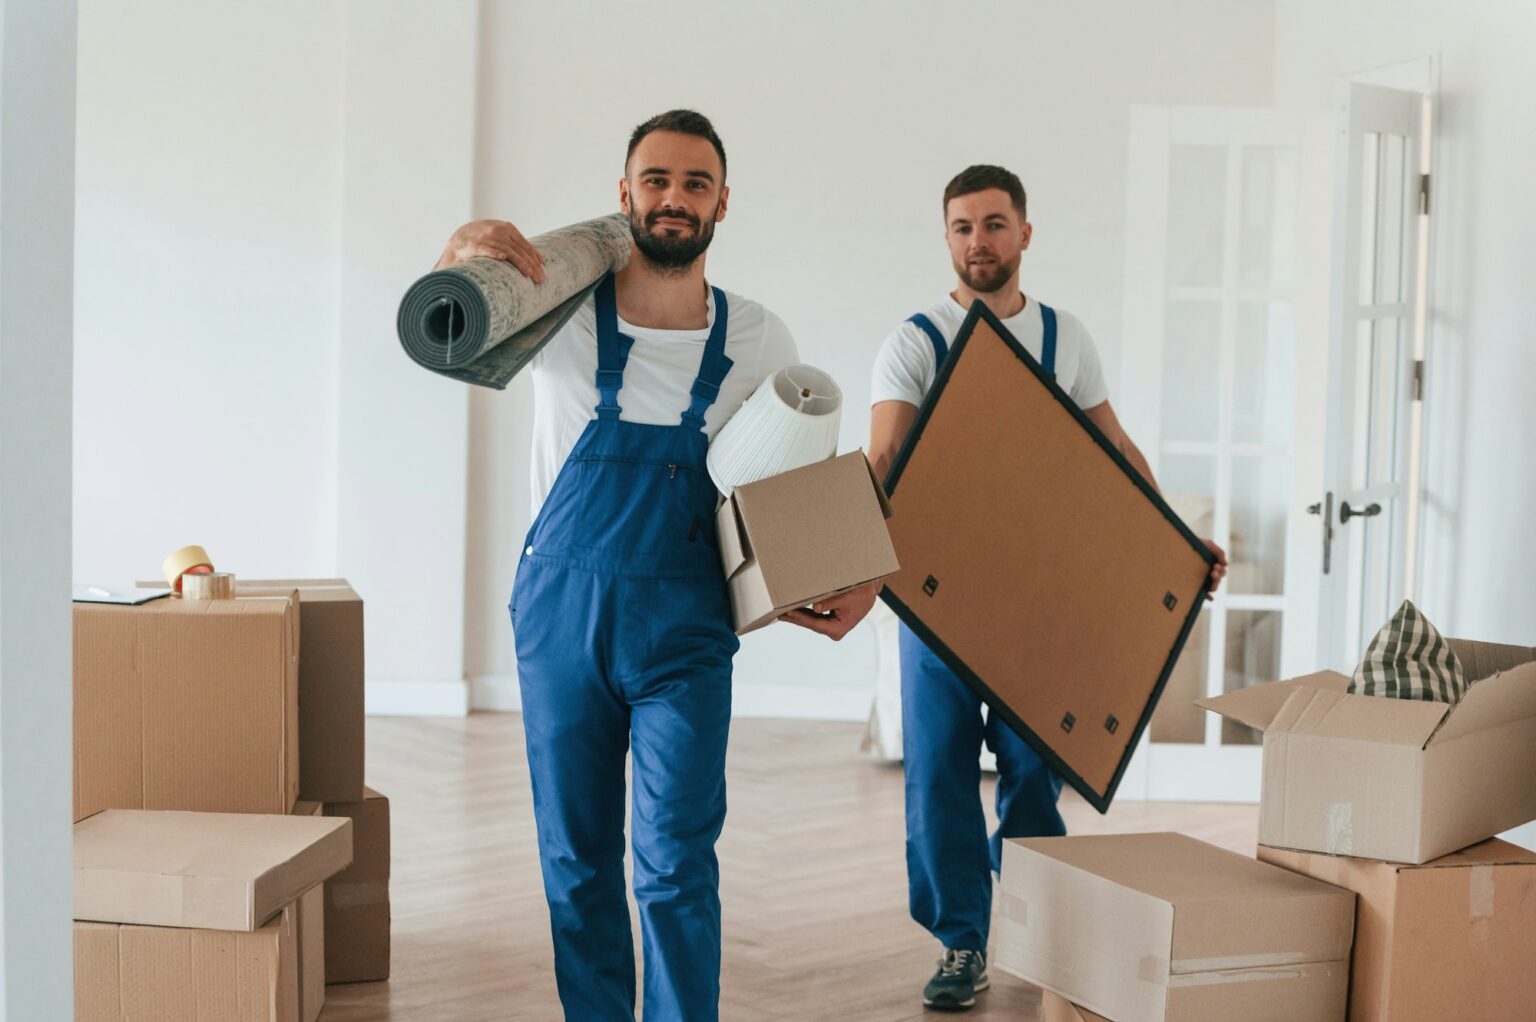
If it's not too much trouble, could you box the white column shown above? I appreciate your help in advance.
[337,1,481,716]
[0,0,76,1015]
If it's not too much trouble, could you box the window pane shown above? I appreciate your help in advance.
[1229,456,1290,595]
[1151,613,1209,744]
[1233,302,1295,446]
[1167,145,1228,288]
[1239,146,1298,292]
[1160,301,1222,443]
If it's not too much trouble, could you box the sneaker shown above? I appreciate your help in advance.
[922,947,989,1011]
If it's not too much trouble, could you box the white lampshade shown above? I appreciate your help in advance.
[707,364,843,495]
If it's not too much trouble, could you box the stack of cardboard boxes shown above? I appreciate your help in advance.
[998,636,1536,1020]
[72,579,392,1020]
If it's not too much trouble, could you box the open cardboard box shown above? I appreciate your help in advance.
[716,450,898,635]
[1200,638,1536,864]
[879,303,1214,811]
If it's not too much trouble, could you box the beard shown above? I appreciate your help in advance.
[955,251,1020,293]
[629,202,718,275]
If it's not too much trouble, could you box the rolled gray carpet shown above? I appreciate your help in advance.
[397,213,631,389]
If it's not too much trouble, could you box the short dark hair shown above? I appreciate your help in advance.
[943,164,1027,221]
[626,109,727,181]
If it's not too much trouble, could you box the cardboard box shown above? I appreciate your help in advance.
[1040,991,1109,1022]
[1258,838,1536,1020]
[1200,638,1536,863]
[295,884,326,1022]
[323,786,391,983]
[74,903,300,1021]
[73,592,300,821]
[997,833,1354,1022]
[141,578,367,804]
[74,808,352,931]
[716,450,898,634]
[293,800,329,1022]
[880,305,1214,811]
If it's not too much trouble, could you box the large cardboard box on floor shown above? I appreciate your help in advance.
[716,450,898,635]
[997,833,1354,1022]
[324,786,392,983]
[1259,838,1536,1020]
[1200,638,1536,864]
[74,902,301,1021]
[1040,991,1109,1022]
[73,591,300,821]
[74,808,352,930]
[142,578,367,803]
[878,306,1214,811]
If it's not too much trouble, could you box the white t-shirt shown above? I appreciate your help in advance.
[870,294,1109,411]
[527,285,799,516]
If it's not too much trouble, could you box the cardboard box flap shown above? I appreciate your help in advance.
[860,450,894,519]
[1445,637,1536,683]
[1427,659,1536,746]
[1267,685,1449,747]
[1408,836,1536,870]
[715,496,750,579]
[1196,671,1350,732]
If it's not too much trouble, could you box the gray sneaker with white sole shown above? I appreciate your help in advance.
[922,947,989,1011]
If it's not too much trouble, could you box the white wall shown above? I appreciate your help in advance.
[0,0,77,1013]
[1273,0,1536,643]
[73,1,345,587]
[464,0,1278,704]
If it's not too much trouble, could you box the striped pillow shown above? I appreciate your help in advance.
[1349,600,1467,702]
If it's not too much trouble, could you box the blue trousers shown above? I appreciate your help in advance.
[514,559,737,1021]
[900,622,1065,951]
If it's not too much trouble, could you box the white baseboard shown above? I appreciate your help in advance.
[469,674,872,723]
[365,678,471,717]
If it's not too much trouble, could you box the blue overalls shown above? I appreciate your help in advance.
[900,305,1067,953]
[511,272,739,1021]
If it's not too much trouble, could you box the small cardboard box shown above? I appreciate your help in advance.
[716,450,898,635]
[74,808,352,931]
[141,578,367,804]
[74,903,300,1021]
[997,833,1354,1022]
[1200,638,1536,864]
[323,786,391,984]
[73,592,300,822]
[1040,991,1109,1022]
[1258,838,1536,1020]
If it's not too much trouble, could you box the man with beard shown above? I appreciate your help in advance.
[868,165,1226,1011]
[433,109,879,1021]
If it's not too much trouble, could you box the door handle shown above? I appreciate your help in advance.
[1308,493,1334,574]
[1339,500,1382,524]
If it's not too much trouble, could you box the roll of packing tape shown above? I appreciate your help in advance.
[181,571,236,601]
[162,545,214,593]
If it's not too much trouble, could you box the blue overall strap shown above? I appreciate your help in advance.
[592,273,635,421]
[907,313,948,369]
[680,286,734,430]
[1039,301,1058,377]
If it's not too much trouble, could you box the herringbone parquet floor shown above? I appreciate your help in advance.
[323,714,1258,1021]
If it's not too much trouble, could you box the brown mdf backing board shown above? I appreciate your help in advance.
[882,302,1213,812]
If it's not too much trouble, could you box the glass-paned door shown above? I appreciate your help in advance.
[1116,106,1334,801]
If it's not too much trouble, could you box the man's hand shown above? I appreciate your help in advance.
[435,219,546,282]
[779,580,882,641]
[1203,539,1229,600]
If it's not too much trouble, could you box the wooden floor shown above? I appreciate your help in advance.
[323,714,1258,1021]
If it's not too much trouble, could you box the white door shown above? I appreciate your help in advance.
[1116,106,1334,801]
[1316,83,1430,670]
